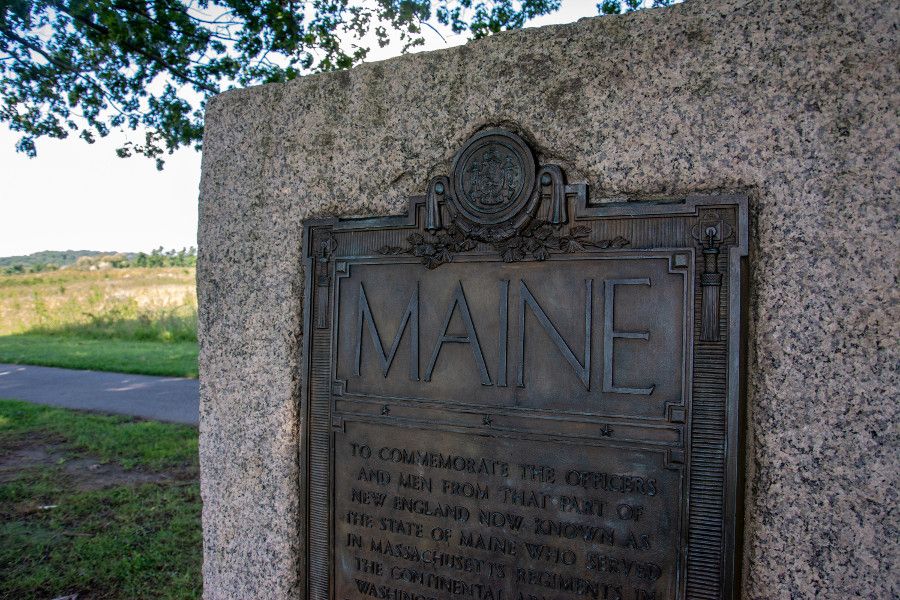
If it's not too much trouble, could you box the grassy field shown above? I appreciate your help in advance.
[0,398,201,599]
[0,268,197,377]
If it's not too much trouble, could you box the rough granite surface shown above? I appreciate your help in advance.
[197,0,899,598]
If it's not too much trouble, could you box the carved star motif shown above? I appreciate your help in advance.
[381,405,390,416]
[482,415,493,426]
[599,424,613,437]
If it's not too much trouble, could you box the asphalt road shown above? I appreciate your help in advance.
[0,363,199,425]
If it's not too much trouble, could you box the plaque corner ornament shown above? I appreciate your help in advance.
[378,127,630,268]
[691,211,735,342]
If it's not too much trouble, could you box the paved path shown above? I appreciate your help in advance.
[0,364,199,425]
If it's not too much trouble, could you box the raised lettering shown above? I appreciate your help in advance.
[425,281,492,385]
[517,279,592,389]
[355,282,419,380]
[602,279,655,395]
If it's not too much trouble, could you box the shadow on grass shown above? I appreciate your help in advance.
[0,399,201,599]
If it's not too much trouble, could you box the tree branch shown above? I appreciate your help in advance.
[50,2,220,94]
[0,26,130,118]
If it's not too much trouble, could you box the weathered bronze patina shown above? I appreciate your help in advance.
[301,129,747,600]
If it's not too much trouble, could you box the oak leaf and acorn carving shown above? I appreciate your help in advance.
[379,221,629,269]
[494,222,628,263]
[378,224,477,269]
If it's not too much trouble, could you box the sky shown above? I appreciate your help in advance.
[0,1,599,257]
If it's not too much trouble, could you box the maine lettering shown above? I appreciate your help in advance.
[353,278,656,393]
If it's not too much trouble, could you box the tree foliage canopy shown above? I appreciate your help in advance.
[0,0,670,168]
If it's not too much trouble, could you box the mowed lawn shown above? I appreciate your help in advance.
[0,398,201,599]
[0,268,198,377]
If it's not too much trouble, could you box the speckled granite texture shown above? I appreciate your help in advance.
[197,0,899,597]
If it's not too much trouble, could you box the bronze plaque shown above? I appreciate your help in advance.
[301,129,747,600]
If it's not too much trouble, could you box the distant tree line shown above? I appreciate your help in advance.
[0,250,108,269]
[2,262,59,275]
[131,247,197,268]
[1,247,197,274]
